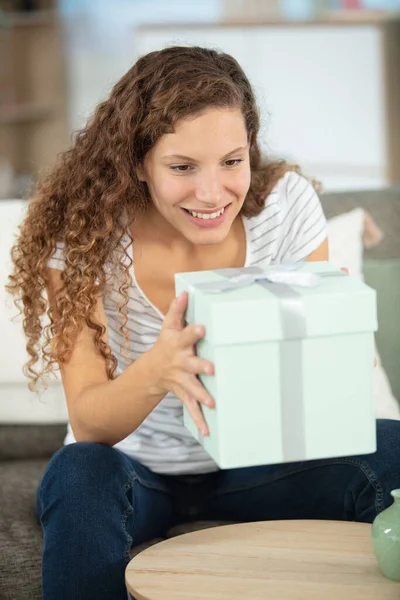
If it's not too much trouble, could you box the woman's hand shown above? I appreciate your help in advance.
[341,266,377,367]
[149,291,214,436]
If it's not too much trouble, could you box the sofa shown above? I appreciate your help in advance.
[1,188,400,599]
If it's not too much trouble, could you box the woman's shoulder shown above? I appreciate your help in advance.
[245,170,327,264]
[245,170,314,229]
[267,170,318,211]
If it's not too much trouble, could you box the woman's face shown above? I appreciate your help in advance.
[140,107,251,246]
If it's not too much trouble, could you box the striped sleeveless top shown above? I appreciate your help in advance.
[48,171,327,474]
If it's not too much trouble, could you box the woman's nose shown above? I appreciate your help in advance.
[194,171,223,206]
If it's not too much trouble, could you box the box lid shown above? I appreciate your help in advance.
[175,262,377,346]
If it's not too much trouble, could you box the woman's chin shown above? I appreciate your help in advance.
[180,217,232,243]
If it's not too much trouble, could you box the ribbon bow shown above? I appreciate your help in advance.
[194,267,321,294]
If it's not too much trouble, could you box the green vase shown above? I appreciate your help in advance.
[372,489,400,581]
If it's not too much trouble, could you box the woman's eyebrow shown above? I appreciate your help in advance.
[161,146,248,162]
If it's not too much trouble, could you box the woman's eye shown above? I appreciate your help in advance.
[171,165,192,173]
[225,159,244,167]
[170,160,243,172]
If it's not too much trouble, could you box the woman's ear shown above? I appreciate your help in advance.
[136,163,146,182]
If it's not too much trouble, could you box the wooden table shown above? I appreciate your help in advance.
[125,520,400,599]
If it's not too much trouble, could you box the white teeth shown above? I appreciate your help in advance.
[187,207,225,220]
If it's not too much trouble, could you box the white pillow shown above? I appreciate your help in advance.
[0,199,67,424]
[327,208,400,420]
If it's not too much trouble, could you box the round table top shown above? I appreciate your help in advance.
[125,520,400,600]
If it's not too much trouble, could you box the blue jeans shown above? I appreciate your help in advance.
[37,419,400,600]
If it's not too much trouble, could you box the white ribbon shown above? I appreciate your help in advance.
[195,268,321,294]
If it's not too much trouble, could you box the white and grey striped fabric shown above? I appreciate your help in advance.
[48,171,327,474]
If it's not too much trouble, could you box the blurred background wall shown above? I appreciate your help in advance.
[1,0,400,195]
[59,0,221,131]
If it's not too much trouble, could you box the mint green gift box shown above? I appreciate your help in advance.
[175,262,377,469]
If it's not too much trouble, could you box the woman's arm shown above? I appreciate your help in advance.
[304,238,329,262]
[47,268,165,446]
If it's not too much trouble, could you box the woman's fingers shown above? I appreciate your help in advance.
[163,292,188,331]
[183,375,214,409]
[183,356,214,376]
[178,323,206,349]
[187,399,209,437]
[175,385,209,436]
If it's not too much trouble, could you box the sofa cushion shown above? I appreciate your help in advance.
[364,259,400,402]
[321,188,400,260]
[0,199,68,430]
[0,459,47,600]
[0,383,68,424]
[0,425,65,460]
[1,200,32,384]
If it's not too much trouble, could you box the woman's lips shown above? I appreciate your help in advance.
[182,204,231,228]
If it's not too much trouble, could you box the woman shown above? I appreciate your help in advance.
[8,46,400,600]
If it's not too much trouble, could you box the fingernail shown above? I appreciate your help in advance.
[201,427,209,436]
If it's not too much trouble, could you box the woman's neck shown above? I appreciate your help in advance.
[130,208,246,273]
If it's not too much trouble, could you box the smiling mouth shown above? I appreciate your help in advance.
[182,205,230,220]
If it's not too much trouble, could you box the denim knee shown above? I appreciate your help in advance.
[37,442,132,517]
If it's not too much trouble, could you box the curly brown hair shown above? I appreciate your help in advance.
[6,45,317,390]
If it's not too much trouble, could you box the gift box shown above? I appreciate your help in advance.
[175,262,377,469]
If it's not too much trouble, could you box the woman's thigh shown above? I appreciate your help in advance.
[37,442,177,555]
[37,443,179,600]
[201,419,400,524]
